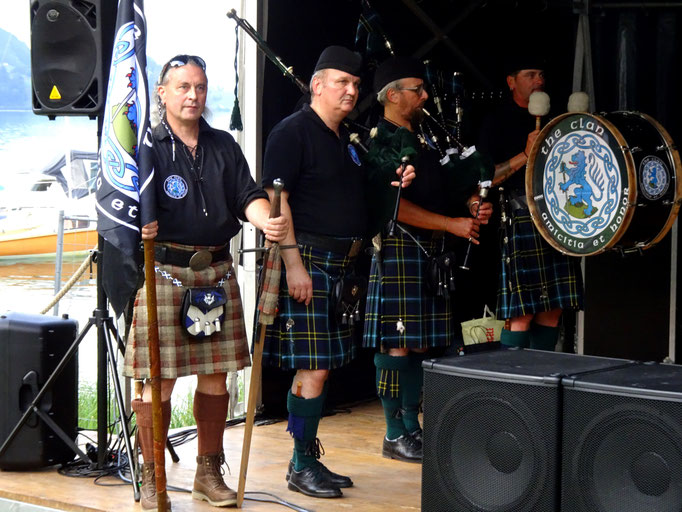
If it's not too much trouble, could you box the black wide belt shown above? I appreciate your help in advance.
[296,232,364,258]
[154,245,229,270]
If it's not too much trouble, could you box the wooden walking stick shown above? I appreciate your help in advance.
[143,239,169,512]
[237,179,284,508]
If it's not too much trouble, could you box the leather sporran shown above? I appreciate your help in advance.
[425,251,456,298]
[330,275,368,326]
[180,287,228,339]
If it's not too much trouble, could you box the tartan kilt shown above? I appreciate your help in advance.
[123,242,251,380]
[497,209,584,319]
[261,244,358,370]
[363,230,453,350]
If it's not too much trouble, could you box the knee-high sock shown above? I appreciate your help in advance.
[374,353,410,440]
[500,329,530,348]
[287,390,324,471]
[132,398,171,463]
[193,391,229,456]
[402,352,426,435]
[530,323,559,351]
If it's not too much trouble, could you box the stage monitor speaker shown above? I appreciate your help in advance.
[561,362,682,512]
[422,348,630,512]
[0,312,78,470]
[30,0,105,116]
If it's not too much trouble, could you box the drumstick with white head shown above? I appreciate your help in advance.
[567,91,590,113]
[528,91,550,130]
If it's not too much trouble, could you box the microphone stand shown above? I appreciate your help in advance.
[388,156,409,237]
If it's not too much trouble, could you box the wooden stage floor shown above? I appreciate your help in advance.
[0,399,422,511]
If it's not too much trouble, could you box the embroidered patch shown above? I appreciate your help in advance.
[347,144,362,166]
[164,175,188,199]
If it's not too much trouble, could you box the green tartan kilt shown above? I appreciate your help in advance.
[363,229,453,350]
[497,209,584,319]
[261,244,360,370]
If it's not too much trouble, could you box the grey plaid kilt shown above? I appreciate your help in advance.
[123,242,251,380]
[261,244,359,370]
[363,230,453,350]
[497,208,584,319]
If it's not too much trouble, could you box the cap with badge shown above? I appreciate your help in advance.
[373,56,425,93]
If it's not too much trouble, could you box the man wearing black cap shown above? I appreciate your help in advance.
[477,57,583,351]
[260,46,414,499]
[362,56,492,463]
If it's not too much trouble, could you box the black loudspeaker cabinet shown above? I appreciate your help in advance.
[561,362,682,512]
[0,312,78,470]
[422,348,630,512]
[30,0,106,115]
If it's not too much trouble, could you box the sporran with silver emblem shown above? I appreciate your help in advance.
[330,274,368,326]
[180,286,228,339]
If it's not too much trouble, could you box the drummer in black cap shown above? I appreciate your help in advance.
[477,54,584,351]
[362,56,492,463]
[260,46,414,499]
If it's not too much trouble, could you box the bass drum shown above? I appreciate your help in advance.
[527,111,681,256]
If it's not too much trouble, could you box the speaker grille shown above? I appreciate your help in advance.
[562,389,682,512]
[30,0,102,113]
[423,371,559,511]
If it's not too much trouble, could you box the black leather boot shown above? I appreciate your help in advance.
[286,460,353,488]
[382,434,423,463]
[288,464,343,498]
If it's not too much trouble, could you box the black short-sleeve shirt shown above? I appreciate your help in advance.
[262,104,367,237]
[152,118,267,245]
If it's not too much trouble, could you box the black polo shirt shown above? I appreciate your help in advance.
[262,104,367,237]
[152,118,267,245]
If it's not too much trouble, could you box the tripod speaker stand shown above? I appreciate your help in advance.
[0,244,139,501]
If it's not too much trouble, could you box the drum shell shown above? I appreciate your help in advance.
[526,111,681,257]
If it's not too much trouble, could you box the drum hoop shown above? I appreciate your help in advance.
[526,112,637,257]
[633,112,682,249]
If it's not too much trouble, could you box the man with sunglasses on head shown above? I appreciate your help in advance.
[259,46,415,499]
[362,56,492,463]
[122,54,288,510]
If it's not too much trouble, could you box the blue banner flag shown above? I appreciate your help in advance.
[96,0,155,317]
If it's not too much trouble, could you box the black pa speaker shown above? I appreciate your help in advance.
[30,0,107,116]
[0,312,78,470]
[422,348,630,512]
[561,362,682,512]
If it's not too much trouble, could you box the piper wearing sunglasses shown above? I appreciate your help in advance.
[122,54,288,510]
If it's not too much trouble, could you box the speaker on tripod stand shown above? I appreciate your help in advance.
[421,348,630,512]
[0,312,78,470]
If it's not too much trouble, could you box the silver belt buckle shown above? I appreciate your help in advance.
[189,250,212,271]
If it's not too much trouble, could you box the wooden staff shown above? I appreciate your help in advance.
[237,179,284,507]
[143,239,168,512]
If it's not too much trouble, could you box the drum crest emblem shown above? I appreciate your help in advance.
[543,131,621,238]
[639,156,669,201]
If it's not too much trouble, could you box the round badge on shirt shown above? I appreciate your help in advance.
[347,144,362,166]
[164,175,188,199]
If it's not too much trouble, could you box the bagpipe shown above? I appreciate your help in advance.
[227,4,494,249]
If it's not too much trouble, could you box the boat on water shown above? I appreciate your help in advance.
[0,150,99,258]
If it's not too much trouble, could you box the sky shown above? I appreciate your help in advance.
[1,0,242,86]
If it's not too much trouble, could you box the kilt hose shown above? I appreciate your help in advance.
[123,242,251,380]
[497,208,584,320]
[363,229,453,351]
[261,244,360,370]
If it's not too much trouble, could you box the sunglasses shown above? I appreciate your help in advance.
[160,54,206,81]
